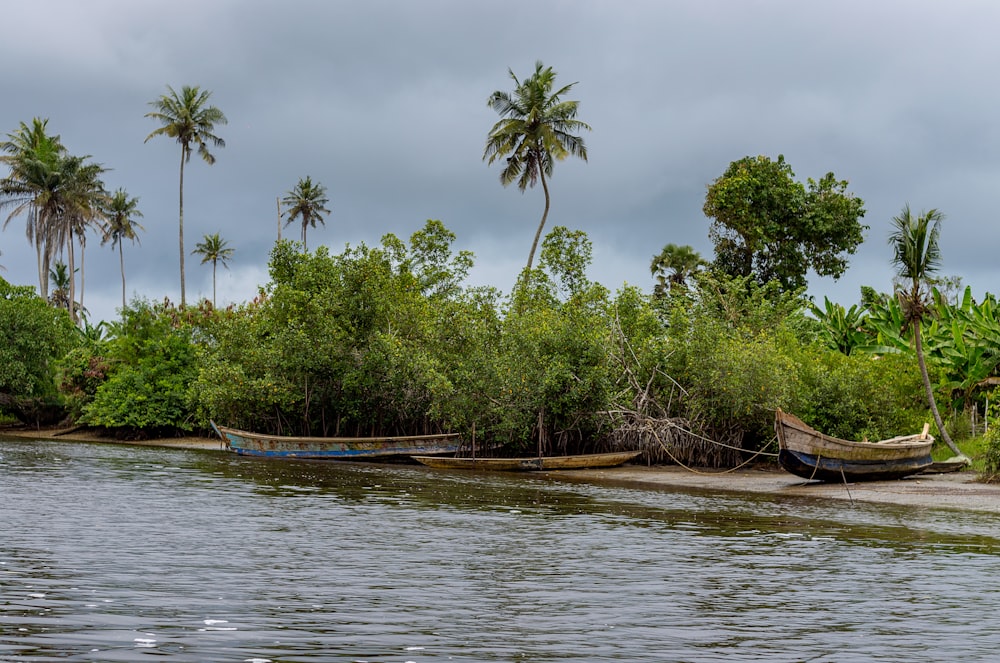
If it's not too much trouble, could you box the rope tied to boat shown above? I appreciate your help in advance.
[648,424,779,476]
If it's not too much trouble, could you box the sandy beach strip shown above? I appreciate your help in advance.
[4,426,999,513]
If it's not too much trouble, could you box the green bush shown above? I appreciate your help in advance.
[982,404,1000,479]
[0,278,78,424]
[793,349,928,441]
[80,301,200,435]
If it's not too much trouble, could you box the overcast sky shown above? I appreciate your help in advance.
[3,1,999,323]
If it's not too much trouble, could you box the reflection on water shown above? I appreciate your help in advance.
[2,436,999,662]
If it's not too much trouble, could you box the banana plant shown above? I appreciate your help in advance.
[931,286,1000,411]
[808,296,869,355]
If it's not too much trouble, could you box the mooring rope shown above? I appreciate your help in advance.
[649,425,778,476]
[657,418,780,457]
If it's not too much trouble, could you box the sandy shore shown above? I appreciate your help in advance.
[4,426,999,513]
[552,464,1000,514]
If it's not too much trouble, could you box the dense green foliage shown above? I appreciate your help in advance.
[0,278,77,414]
[703,155,866,292]
[79,301,204,435]
[0,217,991,468]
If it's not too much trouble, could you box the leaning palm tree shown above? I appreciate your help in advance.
[102,188,144,309]
[889,204,965,459]
[282,176,330,252]
[192,232,234,306]
[145,85,227,306]
[484,61,591,272]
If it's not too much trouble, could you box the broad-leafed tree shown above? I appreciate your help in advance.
[704,155,866,292]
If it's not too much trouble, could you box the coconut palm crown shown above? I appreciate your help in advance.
[192,232,234,307]
[282,176,330,252]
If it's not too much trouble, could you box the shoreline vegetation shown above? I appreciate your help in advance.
[6,85,1000,495]
[4,425,999,515]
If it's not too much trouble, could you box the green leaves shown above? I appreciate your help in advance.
[704,155,866,291]
[0,277,77,403]
[808,297,869,356]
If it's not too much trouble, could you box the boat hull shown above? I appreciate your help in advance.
[775,410,933,482]
[411,450,642,471]
[777,449,933,482]
[212,423,461,460]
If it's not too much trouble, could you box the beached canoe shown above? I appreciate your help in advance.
[410,450,642,471]
[211,422,462,460]
[775,409,933,482]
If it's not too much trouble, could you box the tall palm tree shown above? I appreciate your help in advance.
[0,118,65,297]
[650,243,706,297]
[102,188,144,309]
[4,136,106,321]
[484,61,591,272]
[192,232,234,306]
[51,154,108,323]
[889,204,965,459]
[282,176,330,252]
[145,84,227,306]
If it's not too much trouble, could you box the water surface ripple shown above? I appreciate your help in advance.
[1,437,998,661]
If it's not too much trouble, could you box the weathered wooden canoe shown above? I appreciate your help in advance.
[410,450,642,471]
[211,422,462,460]
[775,409,933,482]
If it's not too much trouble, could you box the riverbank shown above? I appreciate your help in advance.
[0,425,224,451]
[4,426,999,513]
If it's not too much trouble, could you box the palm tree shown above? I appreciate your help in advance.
[889,204,965,459]
[650,244,706,297]
[49,154,108,323]
[192,232,234,306]
[484,61,591,272]
[145,85,227,306]
[4,132,106,321]
[102,188,144,309]
[48,262,83,317]
[282,176,330,252]
[0,118,65,297]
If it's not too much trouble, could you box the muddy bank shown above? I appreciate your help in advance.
[553,464,1000,514]
[0,426,224,451]
[4,426,999,513]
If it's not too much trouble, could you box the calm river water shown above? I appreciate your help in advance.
[2,437,999,662]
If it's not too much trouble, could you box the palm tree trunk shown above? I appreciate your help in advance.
[212,260,217,307]
[36,240,45,298]
[67,234,77,324]
[525,168,551,271]
[914,321,962,456]
[79,236,86,318]
[178,148,187,307]
[119,243,126,310]
[301,212,309,252]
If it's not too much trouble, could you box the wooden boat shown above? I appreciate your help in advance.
[410,450,642,471]
[211,422,462,460]
[775,409,933,482]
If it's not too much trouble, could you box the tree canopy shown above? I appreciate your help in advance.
[703,154,866,292]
